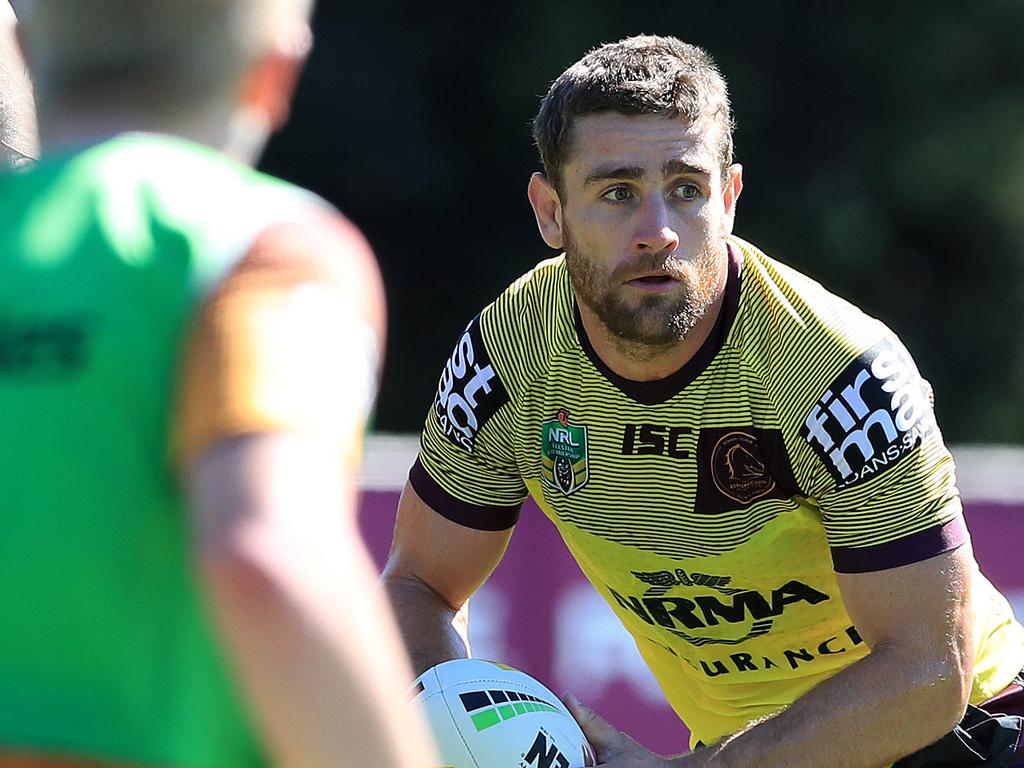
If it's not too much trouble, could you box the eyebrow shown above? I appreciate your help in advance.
[583,159,712,186]
[583,165,644,186]
[663,159,713,178]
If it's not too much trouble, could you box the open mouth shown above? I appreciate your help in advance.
[625,272,683,290]
[630,275,675,285]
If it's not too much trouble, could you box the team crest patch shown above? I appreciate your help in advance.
[711,431,776,504]
[540,409,589,495]
[694,426,800,515]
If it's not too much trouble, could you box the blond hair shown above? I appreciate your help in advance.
[22,0,313,116]
[1,1,38,167]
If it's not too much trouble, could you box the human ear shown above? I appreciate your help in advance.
[527,172,564,250]
[1,4,39,161]
[238,22,312,131]
[720,164,743,237]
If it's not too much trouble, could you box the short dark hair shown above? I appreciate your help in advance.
[532,35,735,190]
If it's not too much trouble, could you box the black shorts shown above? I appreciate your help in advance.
[894,668,1024,767]
[693,670,1024,766]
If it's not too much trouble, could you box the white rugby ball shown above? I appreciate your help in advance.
[410,659,596,768]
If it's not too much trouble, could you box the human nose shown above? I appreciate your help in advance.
[632,196,680,254]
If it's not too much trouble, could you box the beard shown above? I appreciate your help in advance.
[563,224,722,349]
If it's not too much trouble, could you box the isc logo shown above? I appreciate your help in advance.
[621,424,691,458]
[522,731,569,768]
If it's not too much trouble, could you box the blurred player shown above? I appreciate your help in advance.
[0,0,36,168]
[384,35,1024,767]
[0,1,436,766]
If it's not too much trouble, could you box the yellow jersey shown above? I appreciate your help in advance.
[413,236,1024,746]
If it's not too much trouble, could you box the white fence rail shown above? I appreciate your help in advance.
[361,434,1024,503]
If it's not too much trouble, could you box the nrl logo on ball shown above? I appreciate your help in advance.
[540,409,589,496]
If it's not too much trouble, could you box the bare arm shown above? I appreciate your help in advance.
[382,480,514,677]
[190,435,438,768]
[180,215,436,767]
[573,543,976,768]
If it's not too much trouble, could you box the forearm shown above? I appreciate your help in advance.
[203,526,437,768]
[683,644,970,768]
[382,569,471,677]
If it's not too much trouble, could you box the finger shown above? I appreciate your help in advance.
[563,692,625,751]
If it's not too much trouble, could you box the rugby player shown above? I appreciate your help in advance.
[383,35,1024,767]
[0,1,435,766]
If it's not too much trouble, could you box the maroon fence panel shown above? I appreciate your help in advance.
[360,440,1024,756]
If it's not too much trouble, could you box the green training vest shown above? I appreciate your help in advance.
[0,134,314,767]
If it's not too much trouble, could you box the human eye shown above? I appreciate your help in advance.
[600,186,634,203]
[672,182,701,201]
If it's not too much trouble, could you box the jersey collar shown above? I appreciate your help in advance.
[573,243,743,405]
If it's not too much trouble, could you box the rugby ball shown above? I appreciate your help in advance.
[410,659,596,768]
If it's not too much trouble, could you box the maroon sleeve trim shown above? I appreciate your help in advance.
[408,457,522,531]
[830,515,970,574]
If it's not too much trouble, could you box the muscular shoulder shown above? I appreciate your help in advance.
[426,255,573,456]
[217,207,381,330]
[729,237,891,399]
[474,254,576,397]
[728,237,943,499]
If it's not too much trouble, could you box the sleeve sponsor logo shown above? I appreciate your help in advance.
[801,337,936,490]
[432,316,509,452]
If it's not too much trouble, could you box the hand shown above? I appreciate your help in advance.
[564,693,675,768]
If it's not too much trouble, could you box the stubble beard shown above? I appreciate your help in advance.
[564,226,723,356]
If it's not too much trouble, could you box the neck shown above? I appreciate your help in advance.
[576,254,729,382]
[37,100,267,164]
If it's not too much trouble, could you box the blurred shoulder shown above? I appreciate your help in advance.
[217,204,382,334]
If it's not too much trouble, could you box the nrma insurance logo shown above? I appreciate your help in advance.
[541,409,589,496]
[801,337,936,489]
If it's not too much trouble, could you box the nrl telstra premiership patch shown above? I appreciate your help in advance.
[540,408,589,495]
[801,336,936,490]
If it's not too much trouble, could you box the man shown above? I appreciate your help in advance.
[0,1,436,766]
[0,0,36,168]
[383,35,1024,767]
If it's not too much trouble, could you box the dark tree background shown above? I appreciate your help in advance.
[261,0,1024,442]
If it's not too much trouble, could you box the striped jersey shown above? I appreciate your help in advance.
[412,236,1024,747]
